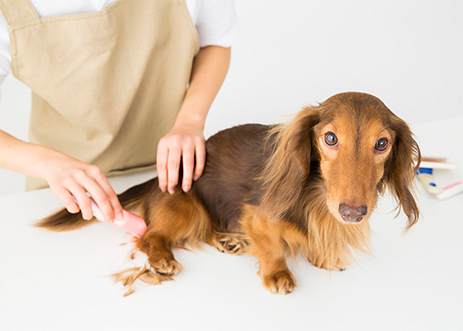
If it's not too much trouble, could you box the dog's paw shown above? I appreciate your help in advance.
[213,233,248,255]
[261,270,296,295]
[150,258,182,276]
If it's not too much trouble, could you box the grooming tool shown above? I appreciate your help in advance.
[74,197,147,238]
[416,157,463,200]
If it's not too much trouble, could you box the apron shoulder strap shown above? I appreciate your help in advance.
[0,0,39,26]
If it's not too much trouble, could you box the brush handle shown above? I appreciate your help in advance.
[89,199,147,238]
[435,182,463,200]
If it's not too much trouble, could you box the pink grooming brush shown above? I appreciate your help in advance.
[88,199,147,238]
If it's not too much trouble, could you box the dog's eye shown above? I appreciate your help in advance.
[375,138,388,152]
[324,132,338,146]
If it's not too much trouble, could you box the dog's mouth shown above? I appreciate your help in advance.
[341,217,365,224]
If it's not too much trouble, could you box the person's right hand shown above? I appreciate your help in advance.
[37,152,123,222]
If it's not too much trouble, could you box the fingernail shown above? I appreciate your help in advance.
[168,188,175,194]
[160,186,166,193]
[183,185,190,193]
[116,212,124,220]
[193,175,199,181]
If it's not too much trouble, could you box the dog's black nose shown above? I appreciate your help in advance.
[339,204,367,223]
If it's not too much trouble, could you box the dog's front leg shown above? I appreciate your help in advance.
[241,205,296,295]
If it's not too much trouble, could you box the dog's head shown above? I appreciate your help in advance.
[261,92,420,228]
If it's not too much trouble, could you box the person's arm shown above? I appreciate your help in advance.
[156,45,231,194]
[0,130,123,221]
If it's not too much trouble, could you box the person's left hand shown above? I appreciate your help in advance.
[156,122,206,194]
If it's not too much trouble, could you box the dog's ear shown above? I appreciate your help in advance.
[383,115,421,229]
[259,106,320,220]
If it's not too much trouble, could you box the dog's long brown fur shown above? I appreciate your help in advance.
[38,92,420,295]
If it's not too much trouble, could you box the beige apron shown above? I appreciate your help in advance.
[0,0,199,190]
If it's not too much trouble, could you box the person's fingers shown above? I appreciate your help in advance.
[156,142,168,193]
[181,145,195,193]
[88,166,123,220]
[66,181,93,220]
[77,172,115,223]
[194,141,206,181]
[167,146,181,194]
[53,186,79,214]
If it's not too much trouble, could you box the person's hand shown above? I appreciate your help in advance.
[155,46,230,194]
[37,152,123,222]
[156,122,206,194]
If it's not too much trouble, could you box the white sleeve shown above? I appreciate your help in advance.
[194,0,239,48]
[0,11,12,101]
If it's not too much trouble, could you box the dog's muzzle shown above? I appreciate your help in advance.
[339,204,367,223]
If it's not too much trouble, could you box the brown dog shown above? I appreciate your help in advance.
[38,92,421,295]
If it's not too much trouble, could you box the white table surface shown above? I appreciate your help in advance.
[1,117,462,331]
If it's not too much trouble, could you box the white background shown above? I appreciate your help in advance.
[0,0,462,194]
[0,173,462,331]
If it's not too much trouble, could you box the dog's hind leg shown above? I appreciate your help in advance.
[137,189,212,276]
[138,233,182,276]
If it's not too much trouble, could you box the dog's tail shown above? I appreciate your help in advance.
[36,178,156,232]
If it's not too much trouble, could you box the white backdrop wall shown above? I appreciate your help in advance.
[1,0,462,194]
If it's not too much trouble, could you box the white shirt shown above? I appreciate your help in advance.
[0,0,238,95]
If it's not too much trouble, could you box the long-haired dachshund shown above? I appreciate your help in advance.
[38,92,420,295]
